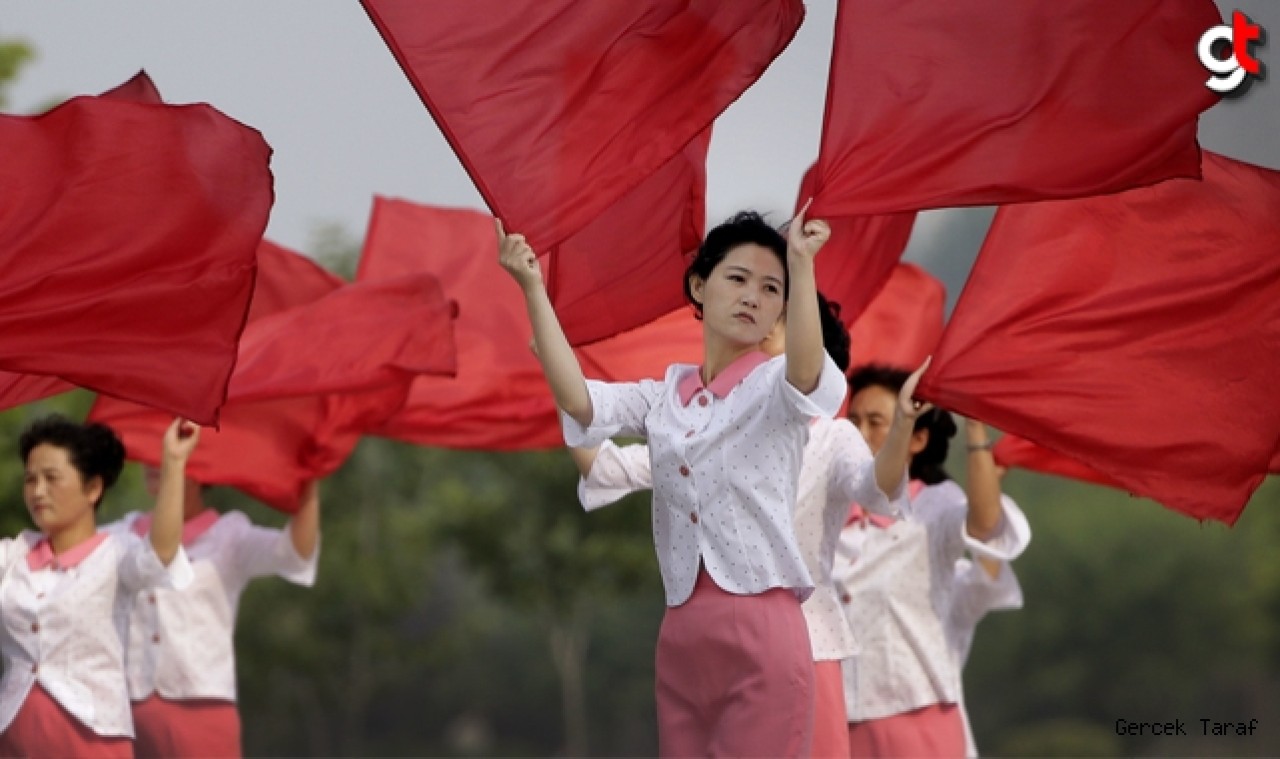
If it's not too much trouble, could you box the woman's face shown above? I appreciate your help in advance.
[689,243,786,349]
[848,384,898,455]
[23,443,99,535]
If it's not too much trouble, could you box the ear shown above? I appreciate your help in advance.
[688,273,706,306]
[908,427,930,456]
[84,474,105,509]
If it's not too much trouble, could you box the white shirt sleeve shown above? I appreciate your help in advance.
[578,441,653,511]
[560,378,664,448]
[964,496,1031,563]
[219,511,319,588]
[950,557,1025,642]
[0,536,29,574]
[775,352,847,420]
[117,532,194,593]
[826,419,902,517]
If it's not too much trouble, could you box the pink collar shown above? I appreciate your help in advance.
[26,531,109,571]
[676,351,770,406]
[131,508,219,546]
[845,480,927,528]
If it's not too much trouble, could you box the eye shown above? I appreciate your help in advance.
[727,274,745,283]
[764,284,780,294]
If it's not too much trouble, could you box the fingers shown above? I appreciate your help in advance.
[494,217,505,238]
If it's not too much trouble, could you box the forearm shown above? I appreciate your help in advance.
[784,257,823,393]
[525,285,593,425]
[289,490,320,560]
[150,460,186,565]
[965,423,1003,541]
[875,411,915,495]
[568,446,599,478]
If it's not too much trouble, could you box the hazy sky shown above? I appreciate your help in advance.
[2,1,1276,306]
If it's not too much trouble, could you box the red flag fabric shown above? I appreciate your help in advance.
[795,165,918,331]
[811,0,1221,216]
[0,72,272,425]
[90,241,458,512]
[359,197,704,450]
[917,152,1280,524]
[0,374,73,411]
[545,131,709,344]
[993,435,1125,490]
[360,0,802,343]
[847,264,945,372]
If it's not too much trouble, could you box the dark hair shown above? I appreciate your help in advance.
[683,211,788,319]
[20,415,126,508]
[847,364,956,485]
[817,292,851,374]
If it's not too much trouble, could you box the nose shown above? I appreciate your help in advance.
[741,285,760,309]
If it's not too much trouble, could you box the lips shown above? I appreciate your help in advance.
[732,312,756,325]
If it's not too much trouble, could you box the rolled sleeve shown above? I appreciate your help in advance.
[225,513,319,587]
[578,441,654,511]
[119,534,194,593]
[964,496,1031,563]
[778,353,847,420]
[560,379,661,448]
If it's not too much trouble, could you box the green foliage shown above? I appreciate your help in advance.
[0,39,35,111]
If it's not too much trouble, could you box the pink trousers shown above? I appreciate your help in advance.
[132,694,242,759]
[656,569,814,758]
[810,660,850,758]
[847,703,965,758]
[0,684,132,759]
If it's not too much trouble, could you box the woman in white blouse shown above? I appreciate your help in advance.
[110,473,320,759]
[499,208,926,757]
[569,294,915,759]
[0,415,195,758]
[837,366,1031,758]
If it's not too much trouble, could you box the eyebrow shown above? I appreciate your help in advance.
[725,265,783,287]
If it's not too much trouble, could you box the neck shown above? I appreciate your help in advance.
[48,515,97,554]
[701,331,758,385]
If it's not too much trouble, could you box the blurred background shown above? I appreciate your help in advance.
[2,2,1278,755]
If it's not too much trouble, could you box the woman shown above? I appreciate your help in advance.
[0,415,195,757]
[836,366,1031,758]
[111,474,320,758]
[499,207,925,756]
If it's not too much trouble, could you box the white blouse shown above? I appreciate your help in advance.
[834,480,1030,721]
[579,416,901,659]
[0,531,192,737]
[113,510,318,702]
[950,557,1024,758]
[562,351,847,606]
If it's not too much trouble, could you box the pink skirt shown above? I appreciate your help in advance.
[847,703,965,758]
[810,660,850,758]
[132,694,241,759]
[0,683,132,759]
[656,568,814,758]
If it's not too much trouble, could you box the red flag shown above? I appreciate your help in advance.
[993,435,1124,490]
[91,240,458,512]
[0,73,272,425]
[917,152,1280,524]
[795,165,918,330]
[359,197,705,450]
[0,374,73,411]
[357,199,559,449]
[546,131,710,344]
[811,0,1221,216]
[360,0,803,343]
[847,264,945,372]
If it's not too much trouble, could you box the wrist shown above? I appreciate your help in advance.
[967,440,994,453]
